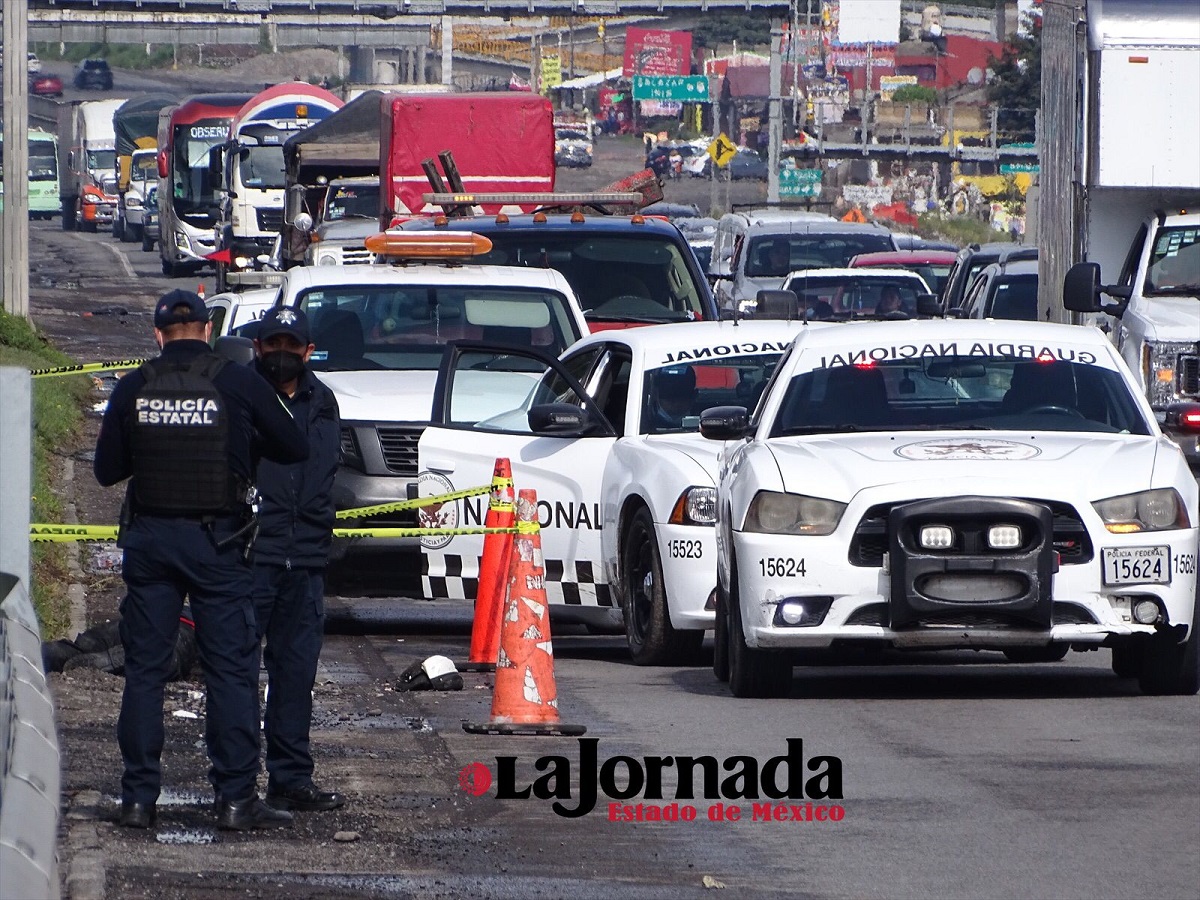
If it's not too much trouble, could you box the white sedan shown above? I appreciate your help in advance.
[418,319,810,664]
[701,319,1200,697]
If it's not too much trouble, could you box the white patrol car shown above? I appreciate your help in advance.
[418,319,811,663]
[206,287,278,339]
[700,319,1200,698]
[213,232,591,563]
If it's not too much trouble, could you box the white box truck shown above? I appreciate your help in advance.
[1046,0,1200,470]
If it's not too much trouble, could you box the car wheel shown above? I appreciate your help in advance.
[1137,577,1200,696]
[61,198,75,231]
[621,507,703,666]
[128,223,142,243]
[112,215,124,241]
[727,558,792,698]
[1002,645,1069,663]
[161,257,180,278]
[142,232,154,252]
[1111,642,1143,679]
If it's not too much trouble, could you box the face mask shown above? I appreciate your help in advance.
[259,350,305,385]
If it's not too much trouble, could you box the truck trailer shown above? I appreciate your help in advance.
[279,90,556,267]
[1040,0,1200,469]
[59,98,126,232]
[112,93,177,243]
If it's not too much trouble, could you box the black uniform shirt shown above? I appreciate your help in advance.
[94,339,309,489]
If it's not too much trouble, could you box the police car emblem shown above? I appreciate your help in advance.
[418,471,458,550]
[895,439,1041,461]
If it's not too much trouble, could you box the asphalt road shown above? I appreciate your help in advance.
[28,216,1200,899]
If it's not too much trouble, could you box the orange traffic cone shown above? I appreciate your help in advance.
[459,458,516,672]
[463,489,586,736]
[196,282,206,301]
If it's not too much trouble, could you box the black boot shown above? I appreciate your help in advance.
[215,795,294,831]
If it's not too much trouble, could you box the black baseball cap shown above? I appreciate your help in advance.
[153,289,209,328]
[258,306,311,344]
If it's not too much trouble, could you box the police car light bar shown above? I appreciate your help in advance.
[422,192,645,206]
[365,231,493,258]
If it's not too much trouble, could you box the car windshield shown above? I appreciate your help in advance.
[295,284,581,372]
[781,273,926,316]
[772,355,1151,436]
[641,354,782,435]
[472,233,706,324]
[745,233,895,277]
[1146,226,1200,296]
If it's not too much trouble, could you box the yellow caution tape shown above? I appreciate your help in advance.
[30,359,147,378]
[333,526,518,539]
[335,484,492,520]
[30,524,120,542]
[29,523,516,542]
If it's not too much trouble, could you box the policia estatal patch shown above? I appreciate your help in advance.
[129,354,241,517]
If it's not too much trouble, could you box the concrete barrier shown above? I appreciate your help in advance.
[0,366,59,895]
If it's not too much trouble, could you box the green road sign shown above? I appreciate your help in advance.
[1000,163,1040,174]
[632,75,710,103]
[779,166,822,198]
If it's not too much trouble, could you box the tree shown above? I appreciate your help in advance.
[987,15,1041,140]
[691,14,772,51]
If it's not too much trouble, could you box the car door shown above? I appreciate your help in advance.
[419,342,619,606]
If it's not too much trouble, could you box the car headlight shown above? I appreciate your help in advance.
[1142,341,1196,409]
[668,487,717,526]
[317,254,338,266]
[745,491,846,535]
[1093,488,1190,533]
[125,196,142,209]
[174,230,188,249]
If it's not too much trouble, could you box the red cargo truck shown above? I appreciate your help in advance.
[280,91,555,265]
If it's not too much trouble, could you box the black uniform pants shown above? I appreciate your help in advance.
[252,565,325,790]
[118,516,259,806]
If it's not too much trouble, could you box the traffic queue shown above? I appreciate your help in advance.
[192,190,1200,700]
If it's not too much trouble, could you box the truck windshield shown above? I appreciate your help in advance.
[295,285,581,372]
[1146,226,1200,296]
[170,126,227,215]
[86,149,116,172]
[240,145,286,189]
[473,233,706,324]
[772,356,1151,436]
[326,185,380,220]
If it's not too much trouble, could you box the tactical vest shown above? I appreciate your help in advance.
[128,354,240,516]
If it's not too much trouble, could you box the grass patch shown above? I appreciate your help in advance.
[0,310,90,639]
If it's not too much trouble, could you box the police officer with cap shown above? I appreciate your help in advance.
[250,306,345,814]
[95,288,308,831]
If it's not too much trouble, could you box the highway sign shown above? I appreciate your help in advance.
[779,166,822,198]
[708,133,737,167]
[632,75,710,103]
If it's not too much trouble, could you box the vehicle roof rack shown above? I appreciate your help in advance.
[422,192,648,216]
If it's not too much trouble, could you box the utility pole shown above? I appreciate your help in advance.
[2,0,31,317]
[767,17,785,204]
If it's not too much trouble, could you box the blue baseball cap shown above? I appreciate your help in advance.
[154,289,209,328]
[258,306,311,343]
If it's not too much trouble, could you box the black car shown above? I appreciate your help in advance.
[74,59,113,90]
[941,242,1037,312]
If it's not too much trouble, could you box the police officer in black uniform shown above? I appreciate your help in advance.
[94,289,308,831]
[249,307,346,813]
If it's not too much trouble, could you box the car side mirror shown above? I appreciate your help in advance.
[284,183,307,226]
[916,292,942,317]
[946,306,967,318]
[1063,262,1104,313]
[528,403,596,435]
[699,405,750,441]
